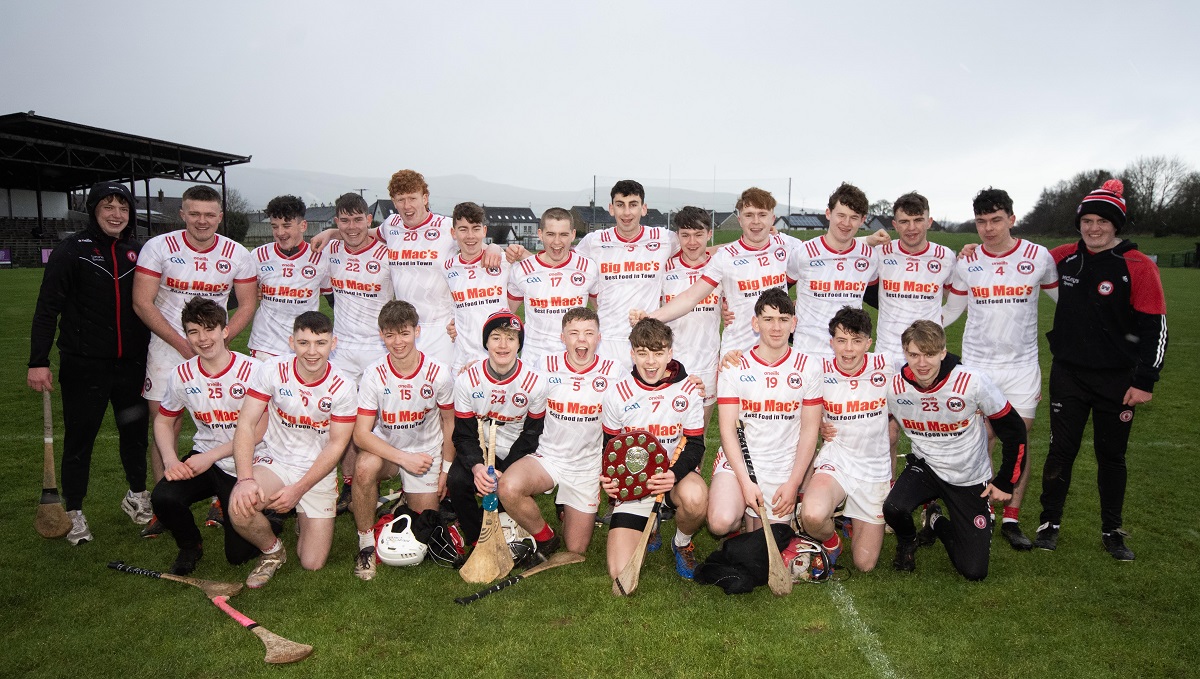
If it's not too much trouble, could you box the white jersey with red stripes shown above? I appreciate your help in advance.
[947,239,1058,369]
[508,252,599,360]
[791,236,879,355]
[357,353,454,455]
[699,234,798,355]
[814,353,896,483]
[135,231,256,338]
[874,241,956,360]
[326,237,393,350]
[716,347,823,474]
[575,225,679,343]
[453,361,547,461]
[158,351,260,475]
[601,374,704,457]
[249,242,332,356]
[536,353,618,471]
[888,364,1012,487]
[382,212,457,329]
[443,253,511,371]
[247,356,358,470]
[663,253,722,376]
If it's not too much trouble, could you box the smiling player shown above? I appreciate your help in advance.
[444,202,511,374]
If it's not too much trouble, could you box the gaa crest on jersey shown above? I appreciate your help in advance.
[318,396,333,413]
[571,272,586,286]
[592,376,608,392]
[1017,260,1035,275]
[216,259,232,274]
[425,229,438,241]
[672,395,688,412]
[230,383,246,399]
[302,265,317,279]
[512,393,528,408]
[927,260,942,274]
[646,241,661,251]
[1098,281,1114,296]
[947,396,966,412]
[787,373,802,389]
[420,384,434,399]
[855,258,870,272]
[366,261,381,274]
[871,372,886,387]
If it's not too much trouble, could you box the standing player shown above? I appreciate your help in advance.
[133,185,257,508]
[228,311,357,588]
[799,307,896,571]
[150,298,265,575]
[790,183,879,357]
[575,180,679,370]
[248,195,331,359]
[942,188,1058,550]
[448,312,548,549]
[710,289,822,540]
[507,207,599,367]
[351,301,454,580]
[883,321,1027,580]
[325,192,394,512]
[499,307,617,556]
[443,202,511,374]
[1035,180,1167,560]
[601,318,706,580]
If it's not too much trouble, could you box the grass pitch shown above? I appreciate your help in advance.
[2,236,1197,678]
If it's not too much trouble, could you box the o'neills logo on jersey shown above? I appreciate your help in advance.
[811,279,866,293]
[165,277,231,294]
[970,284,1033,299]
[195,409,239,424]
[738,272,787,292]
[600,261,659,274]
[825,398,886,415]
[261,284,314,299]
[902,417,970,432]
[741,398,799,413]
[882,280,940,294]
[528,296,584,309]
[548,398,599,416]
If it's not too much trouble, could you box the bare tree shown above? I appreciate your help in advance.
[868,198,893,217]
[1122,155,1190,229]
[223,187,253,243]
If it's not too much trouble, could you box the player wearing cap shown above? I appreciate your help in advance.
[248,195,331,359]
[448,311,548,549]
[601,318,706,580]
[883,320,1027,580]
[228,311,357,588]
[943,187,1058,550]
[507,207,599,368]
[499,307,616,558]
[710,289,822,539]
[350,300,455,580]
[1034,180,1167,561]
[443,202,512,374]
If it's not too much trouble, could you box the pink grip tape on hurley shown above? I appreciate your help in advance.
[212,596,257,628]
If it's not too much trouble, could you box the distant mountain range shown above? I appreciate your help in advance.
[227,167,744,215]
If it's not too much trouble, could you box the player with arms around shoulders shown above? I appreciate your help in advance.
[942,187,1058,550]
[448,312,548,554]
[499,307,617,557]
[150,298,267,575]
[133,185,258,487]
[799,307,896,571]
[710,289,822,540]
[228,311,357,588]
[507,207,599,368]
[248,195,331,359]
[350,301,455,580]
[444,202,512,374]
[601,318,707,580]
[883,320,1027,580]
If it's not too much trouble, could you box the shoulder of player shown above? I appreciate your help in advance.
[215,233,251,258]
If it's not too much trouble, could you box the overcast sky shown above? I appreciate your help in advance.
[3,1,1198,222]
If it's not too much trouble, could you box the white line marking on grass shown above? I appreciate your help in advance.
[829,581,899,679]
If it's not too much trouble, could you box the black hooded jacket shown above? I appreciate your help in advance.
[29,183,150,367]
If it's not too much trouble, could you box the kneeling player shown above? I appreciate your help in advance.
[499,307,616,556]
[882,320,1027,581]
[229,311,357,588]
[448,312,548,553]
[351,301,455,580]
[601,318,706,580]
[151,298,267,575]
[710,289,822,538]
[800,307,896,571]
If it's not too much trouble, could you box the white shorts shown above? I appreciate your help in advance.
[712,447,795,522]
[384,451,442,494]
[812,462,888,525]
[977,364,1041,419]
[519,343,558,372]
[531,453,600,514]
[252,456,338,519]
[330,344,386,382]
[417,321,455,367]
[250,349,279,360]
[144,337,185,402]
[693,369,716,407]
[599,337,632,373]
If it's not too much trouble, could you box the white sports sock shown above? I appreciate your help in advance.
[358,530,374,550]
[263,538,282,555]
[674,530,692,548]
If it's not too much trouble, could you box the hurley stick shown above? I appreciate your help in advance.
[738,421,792,596]
[211,596,313,664]
[107,561,244,599]
[455,551,585,605]
[35,390,71,539]
[460,419,514,583]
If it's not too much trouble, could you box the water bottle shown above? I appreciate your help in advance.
[482,465,498,511]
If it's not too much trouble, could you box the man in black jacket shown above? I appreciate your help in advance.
[1034,180,1167,561]
[28,181,152,545]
